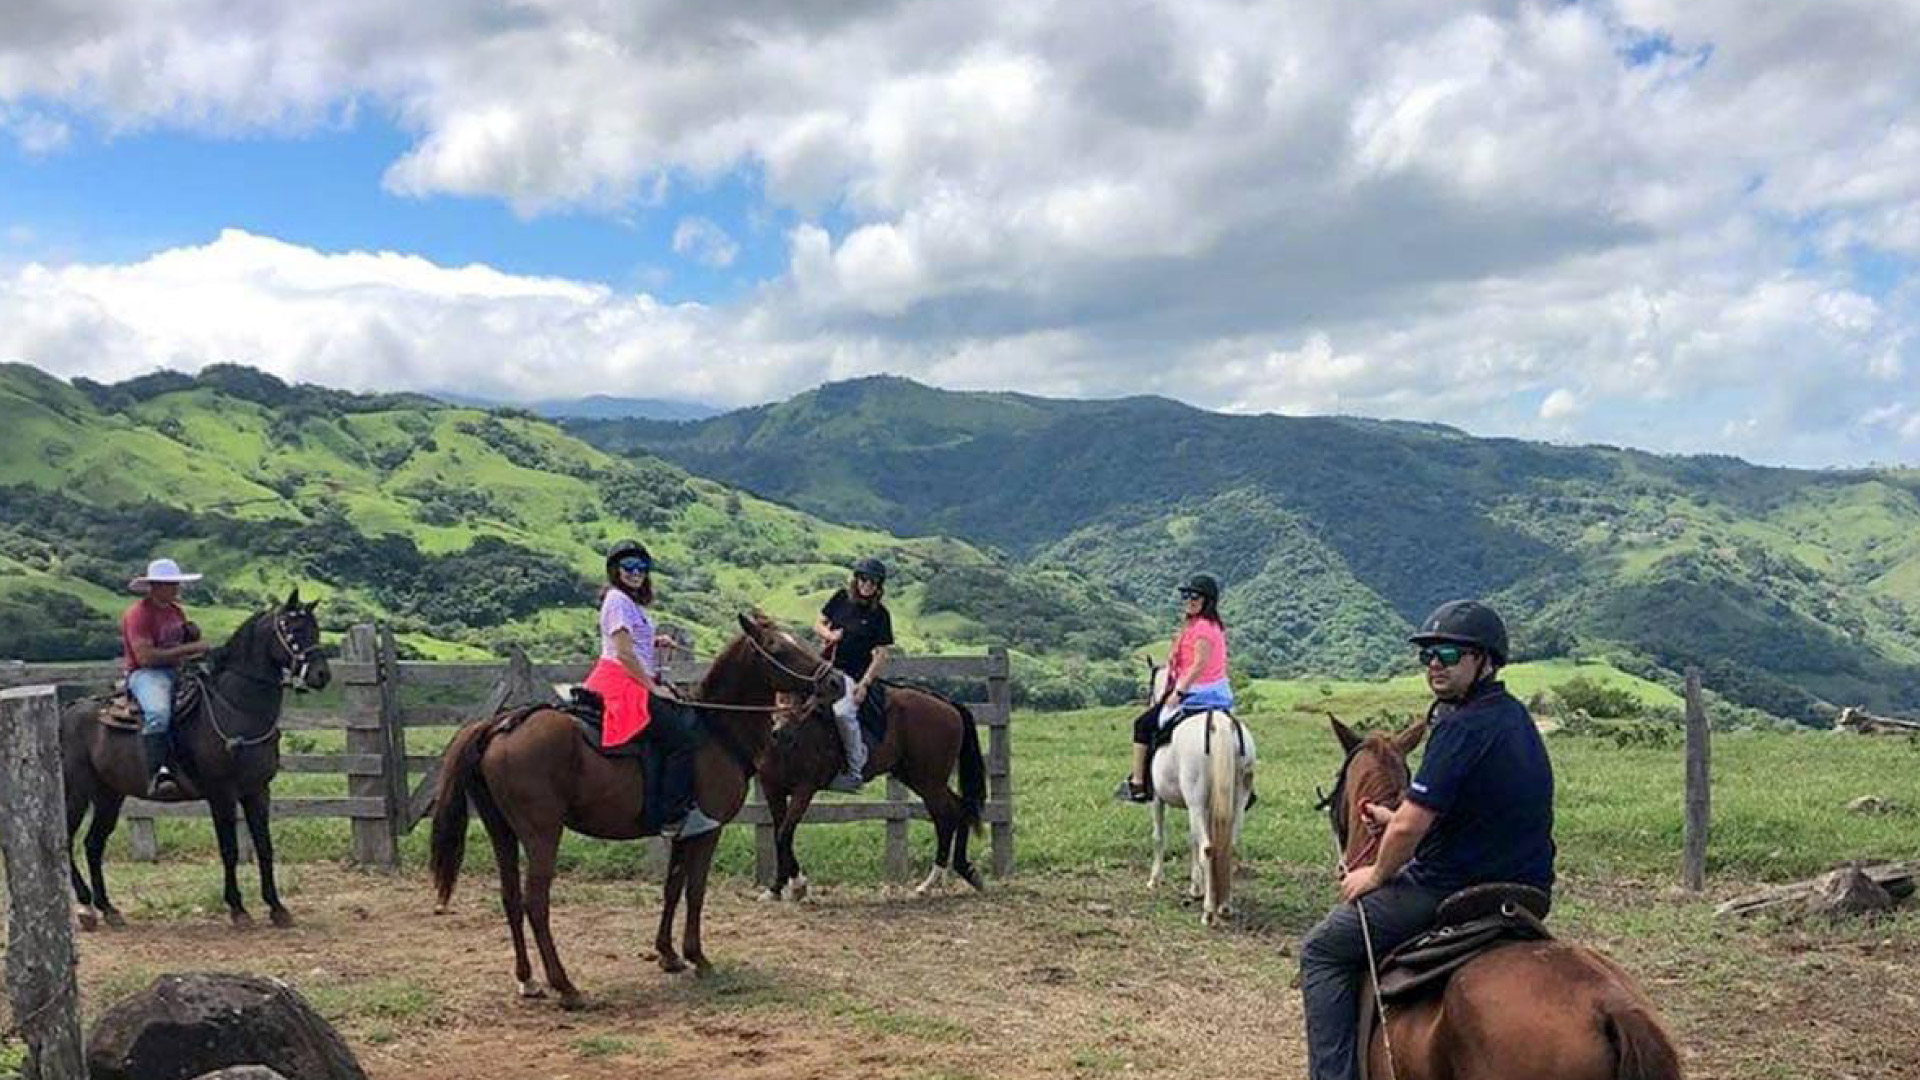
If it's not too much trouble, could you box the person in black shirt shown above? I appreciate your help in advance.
[1298,600,1557,1080]
[814,557,895,791]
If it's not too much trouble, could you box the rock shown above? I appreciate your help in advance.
[1845,795,1904,814]
[193,1070,291,1080]
[1805,865,1895,919]
[87,972,368,1080]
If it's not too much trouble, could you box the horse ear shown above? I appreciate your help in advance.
[1329,714,1363,755]
[1392,719,1429,756]
[737,613,761,639]
[285,586,302,609]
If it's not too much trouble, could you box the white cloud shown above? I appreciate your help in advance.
[670,216,738,268]
[0,2,1915,464]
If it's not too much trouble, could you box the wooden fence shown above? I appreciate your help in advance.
[0,624,1016,881]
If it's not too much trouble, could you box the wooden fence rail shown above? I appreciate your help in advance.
[0,625,1016,882]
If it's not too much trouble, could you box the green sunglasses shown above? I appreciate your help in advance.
[1417,644,1473,668]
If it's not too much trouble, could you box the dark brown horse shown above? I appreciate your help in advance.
[1324,717,1684,1080]
[428,613,841,1007]
[757,681,986,900]
[61,590,330,929]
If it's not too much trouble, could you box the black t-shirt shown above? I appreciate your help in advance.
[821,589,894,680]
[1404,681,1557,893]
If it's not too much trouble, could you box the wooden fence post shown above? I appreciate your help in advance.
[986,647,1015,878]
[1682,667,1711,892]
[752,777,777,888]
[342,625,399,869]
[884,775,911,881]
[1,686,88,1078]
[375,627,409,842]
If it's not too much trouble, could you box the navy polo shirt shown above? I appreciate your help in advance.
[1403,680,1556,893]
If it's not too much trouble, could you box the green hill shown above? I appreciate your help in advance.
[572,376,1920,724]
[0,364,1152,706]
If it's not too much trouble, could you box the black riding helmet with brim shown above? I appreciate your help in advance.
[1409,599,1509,666]
[606,538,653,579]
[853,557,887,583]
[1179,573,1220,602]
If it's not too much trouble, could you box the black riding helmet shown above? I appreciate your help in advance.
[1180,573,1220,602]
[606,538,653,580]
[853,556,888,582]
[1409,599,1509,666]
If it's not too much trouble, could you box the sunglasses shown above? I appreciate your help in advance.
[1179,589,1203,600]
[617,558,651,574]
[1417,644,1473,668]
[854,574,879,585]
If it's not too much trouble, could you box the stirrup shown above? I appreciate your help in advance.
[148,768,181,798]
[661,807,722,841]
[826,771,865,794]
[1112,777,1152,804]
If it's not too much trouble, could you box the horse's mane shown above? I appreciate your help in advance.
[208,607,276,675]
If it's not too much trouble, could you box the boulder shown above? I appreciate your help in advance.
[87,972,367,1080]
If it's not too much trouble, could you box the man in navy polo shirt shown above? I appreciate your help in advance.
[1298,599,1556,1080]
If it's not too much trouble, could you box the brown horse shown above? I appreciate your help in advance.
[61,591,330,930]
[428,613,841,1007]
[757,681,986,900]
[1324,717,1684,1080]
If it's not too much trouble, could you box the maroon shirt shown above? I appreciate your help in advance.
[121,597,189,672]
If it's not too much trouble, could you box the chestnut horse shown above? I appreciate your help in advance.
[1324,717,1683,1080]
[428,614,840,1007]
[757,679,986,900]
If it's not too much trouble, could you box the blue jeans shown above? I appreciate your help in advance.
[1299,878,1445,1080]
[127,668,176,735]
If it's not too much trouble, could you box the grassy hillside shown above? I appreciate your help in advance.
[0,364,1152,704]
[575,377,1920,724]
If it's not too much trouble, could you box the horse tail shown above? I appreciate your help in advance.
[1604,997,1684,1080]
[956,702,987,834]
[1205,712,1238,911]
[430,717,501,909]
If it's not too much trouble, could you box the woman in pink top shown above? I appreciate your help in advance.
[581,539,719,840]
[1116,573,1234,803]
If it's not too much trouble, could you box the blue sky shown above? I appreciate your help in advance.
[0,1,1915,466]
[0,112,786,303]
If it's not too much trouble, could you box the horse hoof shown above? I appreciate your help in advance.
[269,908,296,929]
[959,868,986,892]
[691,959,714,979]
[230,910,254,928]
[516,979,546,999]
[558,991,586,1012]
[789,875,808,901]
[103,909,127,929]
[658,955,688,974]
[76,907,99,932]
[758,887,781,903]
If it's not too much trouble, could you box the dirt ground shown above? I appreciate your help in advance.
[14,864,1920,1080]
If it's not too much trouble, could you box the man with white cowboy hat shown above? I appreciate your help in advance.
[123,557,212,797]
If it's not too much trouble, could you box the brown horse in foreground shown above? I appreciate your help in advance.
[428,614,840,1007]
[758,682,986,900]
[1326,717,1683,1080]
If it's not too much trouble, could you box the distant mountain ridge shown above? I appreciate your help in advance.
[570,375,1920,724]
[431,389,721,421]
[0,363,1150,707]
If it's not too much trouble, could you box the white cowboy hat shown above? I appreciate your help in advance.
[129,558,203,592]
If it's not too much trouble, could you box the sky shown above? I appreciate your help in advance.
[0,1,1916,467]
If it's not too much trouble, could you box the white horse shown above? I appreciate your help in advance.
[1145,663,1256,925]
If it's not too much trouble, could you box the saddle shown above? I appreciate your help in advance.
[553,687,648,760]
[1150,705,1240,751]
[1357,884,1552,1080]
[92,675,206,733]
[1378,883,1553,1003]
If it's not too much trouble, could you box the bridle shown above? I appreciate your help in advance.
[1314,739,1410,875]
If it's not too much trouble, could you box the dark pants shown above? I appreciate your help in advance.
[1299,878,1446,1080]
[642,698,704,833]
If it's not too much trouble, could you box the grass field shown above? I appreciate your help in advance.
[130,675,1917,889]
